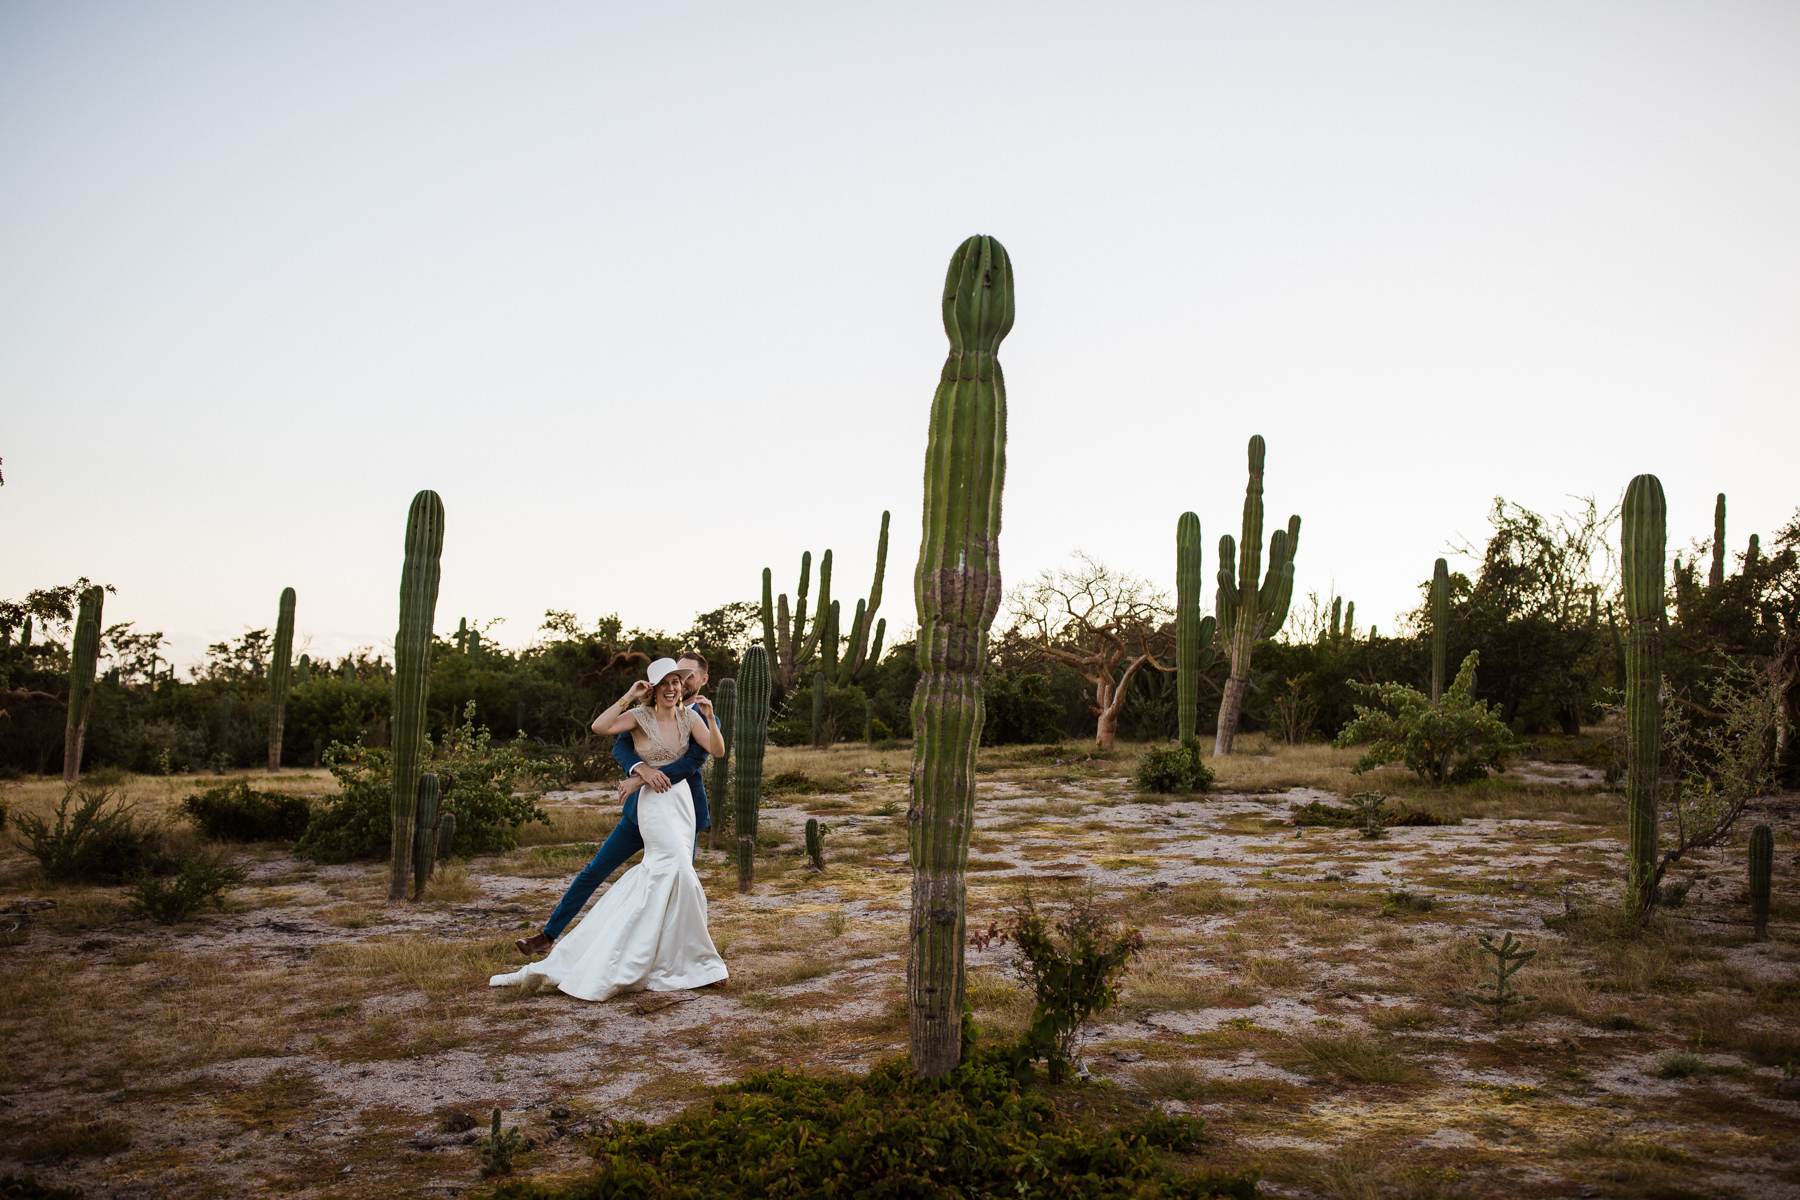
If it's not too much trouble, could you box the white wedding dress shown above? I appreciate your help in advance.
[489,705,727,1001]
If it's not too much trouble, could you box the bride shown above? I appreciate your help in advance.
[489,658,728,1001]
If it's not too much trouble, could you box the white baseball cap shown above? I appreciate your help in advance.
[646,657,687,687]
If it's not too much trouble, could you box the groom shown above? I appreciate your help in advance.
[514,651,715,958]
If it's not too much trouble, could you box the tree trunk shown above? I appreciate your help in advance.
[1214,673,1249,756]
[1095,706,1118,750]
[61,720,87,785]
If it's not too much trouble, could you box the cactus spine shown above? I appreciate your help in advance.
[805,817,825,870]
[1622,474,1665,920]
[1749,824,1772,940]
[411,772,442,898]
[1212,436,1299,756]
[389,490,445,902]
[733,645,772,892]
[1431,558,1450,703]
[707,677,737,850]
[61,585,104,784]
[268,587,296,770]
[1174,513,1216,743]
[908,235,1010,1078]
[1710,492,1726,587]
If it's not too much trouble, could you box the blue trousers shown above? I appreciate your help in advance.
[541,790,700,941]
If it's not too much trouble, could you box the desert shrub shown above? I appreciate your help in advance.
[109,717,208,774]
[182,781,311,842]
[1004,890,1146,1082]
[295,704,551,863]
[488,1048,1253,1200]
[1134,739,1214,794]
[767,716,811,747]
[12,789,170,883]
[127,852,246,923]
[1291,801,1453,829]
[983,671,1066,745]
[1335,651,1513,784]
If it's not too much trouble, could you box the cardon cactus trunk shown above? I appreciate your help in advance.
[61,585,104,784]
[707,677,737,850]
[1213,435,1299,756]
[1622,474,1665,920]
[1174,512,1216,743]
[1431,558,1450,703]
[268,587,296,770]
[1710,492,1726,588]
[805,817,825,870]
[411,772,441,898]
[733,645,772,892]
[908,234,1011,1078]
[810,671,828,748]
[1749,824,1772,940]
[389,490,445,902]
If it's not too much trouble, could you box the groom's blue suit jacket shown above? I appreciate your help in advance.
[611,703,712,831]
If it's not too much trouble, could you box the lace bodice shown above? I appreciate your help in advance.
[630,705,693,767]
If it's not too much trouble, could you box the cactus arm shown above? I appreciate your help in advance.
[1215,534,1240,641]
[1710,492,1726,587]
[867,618,886,670]
[760,568,779,671]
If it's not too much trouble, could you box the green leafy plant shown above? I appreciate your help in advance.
[476,1108,525,1178]
[181,782,311,842]
[1335,651,1514,784]
[13,789,169,883]
[1474,931,1535,1022]
[127,852,246,923]
[1348,792,1388,839]
[1002,890,1146,1082]
[1133,738,1214,794]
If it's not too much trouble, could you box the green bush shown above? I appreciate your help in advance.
[1291,801,1453,829]
[488,1047,1253,1200]
[1334,651,1514,784]
[182,782,311,842]
[12,789,171,884]
[1134,739,1215,794]
[296,703,551,863]
[1005,890,1146,1082]
[127,852,246,923]
[983,671,1066,745]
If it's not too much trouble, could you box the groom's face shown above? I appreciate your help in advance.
[677,658,706,697]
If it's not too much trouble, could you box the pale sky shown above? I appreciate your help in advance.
[4,1,1797,669]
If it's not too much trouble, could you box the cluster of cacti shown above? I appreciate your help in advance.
[390,490,445,902]
[268,587,296,771]
[733,645,772,892]
[1622,474,1665,920]
[1430,557,1450,703]
[706,677,738,850]
[908,234,1010,1078]
[1213,435,1300,756]
[61,585,104,784]
[1174,512,1217,743]
[1749,824,1772,940]
[805,817,826,870]
[761,550,831,691]
[411,772,442,897]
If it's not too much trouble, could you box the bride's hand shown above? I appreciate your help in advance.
[624,680,652,703]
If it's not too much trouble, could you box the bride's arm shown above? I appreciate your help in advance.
[688,696,726,756]
[591,681,652,735]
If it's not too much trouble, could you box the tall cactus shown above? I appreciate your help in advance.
[733,646,771,892]
[761,549,833,690]
[909,234,1010,1078]
[810,671,828,748]
[1709,492,1726,588]
[295,654,312,684]
[707,677,737,850]
[838,510,891,684]
[1212,435,1300,756]
[268,587,296,771]
[390,490,445,902]
[1622,474,1665,920]
[1174,513,1216,743]
[61,585,104,784]
[1343,600,1355,638]
[411,772,442,898]
[1431,557,1451,703]
[1748,824,1772,940]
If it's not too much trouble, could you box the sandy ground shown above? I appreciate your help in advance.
[1,741,1796,1198]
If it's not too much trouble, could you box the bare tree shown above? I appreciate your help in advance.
[1007,553,1174,750]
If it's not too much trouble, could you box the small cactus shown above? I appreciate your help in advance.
[707,677,738,850]
[1174,513,1217,743]
[733,646,772,892]
[411,772,442,898]
[390,490,445,902]
[1749,824,1773,940]
[268,587,296,771]
[436,811,457,864]
[805,817,826,870]
[61,585,104,784]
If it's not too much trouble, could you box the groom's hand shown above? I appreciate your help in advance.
[633,764,672,792]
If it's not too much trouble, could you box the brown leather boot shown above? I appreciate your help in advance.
[515,931,552,958]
